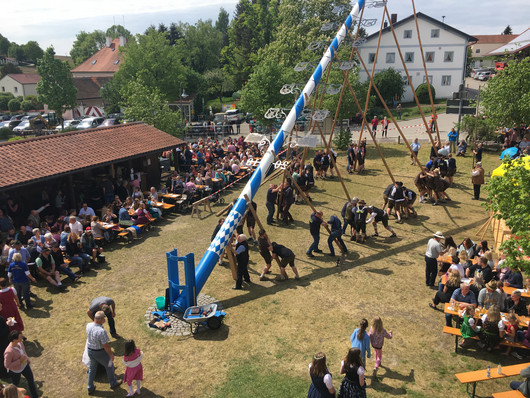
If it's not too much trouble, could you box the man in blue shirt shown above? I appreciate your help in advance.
[7,241,31,264]
[446,283,477,327]
[307,211,327,257]
[448,128,458,153]
[327,215,347,257]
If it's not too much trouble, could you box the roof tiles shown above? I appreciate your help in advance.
[0,122,184,190]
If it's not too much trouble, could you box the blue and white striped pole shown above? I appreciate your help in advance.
[175,0,366,311]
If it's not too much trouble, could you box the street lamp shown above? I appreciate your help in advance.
[180,87,188,123]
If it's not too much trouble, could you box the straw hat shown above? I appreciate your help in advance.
[486,280,497,290]
[433,231,444,239]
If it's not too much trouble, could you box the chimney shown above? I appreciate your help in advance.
[105,37,112,47]
[384,21,388,28]
[119,36,126,47]
[391,13,397,24]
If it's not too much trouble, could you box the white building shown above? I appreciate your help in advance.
[0,73,41,98]
[357,12,476,103]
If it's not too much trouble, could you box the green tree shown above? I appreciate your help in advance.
[8,99,20,112]
[181,20,223,74]
[0,63,22,79]
[485,159,530,273]
[23,41,44,63]
[113,31,187,101]
[216,8,230,48]
[70,30,106,66]
[415,83,436,104]
[121,78,182,137]
[372,68,404,106]
[7,43,24,62]
[455,114,496,141]
[204,68,235,104]
[0,34,10,56]
[481,57,530,128]
[106,25,131,39]
[100,78,123,114]
[36,47,77,122]
[503,25,513,35]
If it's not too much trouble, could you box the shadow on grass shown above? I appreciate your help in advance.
[24,338,44,357]
[220,218,488,311]
[370,365,414,395]
[192,323,230,341]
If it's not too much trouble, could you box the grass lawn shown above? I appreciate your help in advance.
[13,143,513,397]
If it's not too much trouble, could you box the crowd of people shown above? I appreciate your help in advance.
[425,231,529,358]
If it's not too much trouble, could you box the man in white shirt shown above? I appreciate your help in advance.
[69,216,84,235]
[425,231,445,287]
[79,203,96,220]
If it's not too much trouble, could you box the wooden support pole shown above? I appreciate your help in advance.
[383,6,439,156]
[332,54,396,183]
[412,0,441,143]
[355,49,424,171]
[288,170,346,253]
[314,123,351,201]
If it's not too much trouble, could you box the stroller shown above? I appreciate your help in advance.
[209,191,225,204]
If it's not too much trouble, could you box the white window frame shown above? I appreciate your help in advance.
[402,75,411,86]
[423,75,433,84]
[405,52,414,63]
[386,52,395,64]
[441,75,451,86]
[444,51,454,62]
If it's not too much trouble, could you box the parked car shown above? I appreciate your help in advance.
[12,120,31,134]
[225,109,244,124]
[98,117,121,127]
[76,117,105,130]
[8,120,22,129]
[476,71,494,81]
[0,114,10,122]
[0,121,10,129]
[57,119,81,130]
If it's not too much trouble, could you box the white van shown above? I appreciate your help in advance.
[225,109,244,123]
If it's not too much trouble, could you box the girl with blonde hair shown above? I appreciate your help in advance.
[368,317,393,377]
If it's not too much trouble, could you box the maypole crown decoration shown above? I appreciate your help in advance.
[366,0,387,8]
[273,160,291,170]
[361,18,378,27]
[312,110,330,122]
[321,22,338,32]
[308,41,327,51]
[172,0,367,312]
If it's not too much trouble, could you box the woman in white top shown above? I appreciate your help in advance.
[338,347,366,398]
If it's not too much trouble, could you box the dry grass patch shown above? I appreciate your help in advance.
[12,143,512,397]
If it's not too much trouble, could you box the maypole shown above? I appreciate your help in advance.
[174,0,367,311]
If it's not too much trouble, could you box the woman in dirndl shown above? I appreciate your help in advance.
[338,348,366,398]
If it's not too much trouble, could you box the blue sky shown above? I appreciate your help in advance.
[1,0,527,56]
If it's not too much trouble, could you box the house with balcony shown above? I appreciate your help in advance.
[357,12,477,103]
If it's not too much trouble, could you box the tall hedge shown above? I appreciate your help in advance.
[415,83,436,104]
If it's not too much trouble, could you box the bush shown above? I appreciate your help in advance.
[60,127,78,133]
[24,95,43,110]
[416,83,436,104]
[232,91,241,100]
[8,99,20,112]
[8,136,24,141]
[21,100,33,112]
[0,93,14,111]
[333,128,351,150]
[0,127,12,140]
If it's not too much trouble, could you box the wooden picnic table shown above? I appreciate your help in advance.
[444,303,530,328]
[504,286,530,299]
[161,193,181,201]
[456,362,530,398]
[154,202,176,211]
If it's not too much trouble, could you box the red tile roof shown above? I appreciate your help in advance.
[71,38,123,74]
[470,34,518,44]
[0,122,184,190]
[7,74,41,85]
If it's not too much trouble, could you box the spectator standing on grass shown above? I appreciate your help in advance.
[122,339,143,397]
[232,234,250,290]
[425,231,445,288]
[371,116,379,138]
[85,311,122,394]
[381,116,389,138]
[4,330,38,398]
[396,103,402,120]
[337,347,366,398]
[350,318,371,364]
[471,162,485,200]
[368,317,393,378]
[473,142,483,163]
[307,352,336,398]
[448,128,458,153]
[410,138,420,165]
[7,254,35,310]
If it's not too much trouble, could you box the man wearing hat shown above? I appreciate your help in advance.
[341,197,358,236]
[425,231,445,287]
[477,280,502,310]
[35,246,63,289]
[471,162,484,200]
[81,226,103,264]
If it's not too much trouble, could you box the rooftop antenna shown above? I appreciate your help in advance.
[442,15,445,23]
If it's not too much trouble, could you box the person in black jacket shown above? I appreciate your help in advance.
[233,234,250,290]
